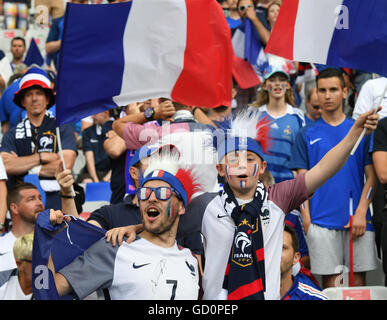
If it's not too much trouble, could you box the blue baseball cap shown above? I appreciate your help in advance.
[129,144,159,168]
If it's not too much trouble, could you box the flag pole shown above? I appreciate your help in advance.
[56,127,75,197]
[349,191,354,287]
[350,84,387,155]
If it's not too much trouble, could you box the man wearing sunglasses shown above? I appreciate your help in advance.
[47,148,217,299]
[304,87,321,125]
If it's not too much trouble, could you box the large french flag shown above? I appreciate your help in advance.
[266,0,387,77]
[56,0,233,126]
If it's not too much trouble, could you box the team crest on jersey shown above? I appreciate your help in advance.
[283,125,292,139]
[231,218,257,267]
[38,131,56,153]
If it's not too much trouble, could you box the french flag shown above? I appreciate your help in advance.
[56,0,233,126]
[266,0,387,77]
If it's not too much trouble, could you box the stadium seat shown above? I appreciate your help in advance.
[85,182,112,202]
[323,286,387,300]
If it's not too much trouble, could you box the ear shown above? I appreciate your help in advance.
[129,166,139,187]
[176,199,186,216]
[342,86,348,99]
[9,203,18,215]
[293,251,301,266]
[216,163,226,177]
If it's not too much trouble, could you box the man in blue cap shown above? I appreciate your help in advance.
[0,67,77,210]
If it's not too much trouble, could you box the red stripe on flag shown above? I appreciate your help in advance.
[157,170,164,178]
[227,278,264,300]
[265,0,299,60]
[224,263,230,276]
[171,0,233,108]
[232,54,261,89]
[256,248,264,262]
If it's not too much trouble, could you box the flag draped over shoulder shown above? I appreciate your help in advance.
[55,0,233,126]
[24,38,44,67]
[32,210,105,300]
[266,0,387,77]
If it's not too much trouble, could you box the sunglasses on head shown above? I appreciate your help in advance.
[238,4,253,11]
[136,186,177,201]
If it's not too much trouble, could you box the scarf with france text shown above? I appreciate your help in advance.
[221,181,267,300]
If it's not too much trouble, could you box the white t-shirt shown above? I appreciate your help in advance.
[352,77,387,120]
[0,269,32,300]
[0,156,7,181]
[0,232,17,272]
[198,174,308,300]
[59,237,200,300]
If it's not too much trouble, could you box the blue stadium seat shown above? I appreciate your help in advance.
[85,182,112,202]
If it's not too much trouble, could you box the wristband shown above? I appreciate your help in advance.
[60,193,75,199]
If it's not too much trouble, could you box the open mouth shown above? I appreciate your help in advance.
[237,174,248,179]
[146,207,161,218]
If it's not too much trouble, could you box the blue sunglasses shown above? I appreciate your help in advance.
[136,186,179,201]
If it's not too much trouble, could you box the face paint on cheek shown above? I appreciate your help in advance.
[225,165,232,180]
[252,164,259,178]
[267,84,273,93]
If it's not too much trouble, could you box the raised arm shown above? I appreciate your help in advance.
[305,108,380,195]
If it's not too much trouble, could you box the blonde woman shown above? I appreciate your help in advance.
[250,65,305,183]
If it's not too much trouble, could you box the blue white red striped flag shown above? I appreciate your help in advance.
[55,0,233,126]
[266,0,387,77]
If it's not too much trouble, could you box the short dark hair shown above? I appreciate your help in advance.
[11,37,25,47]
[284,224,299,253]
[7,183,38,210]
[316,68,345,89]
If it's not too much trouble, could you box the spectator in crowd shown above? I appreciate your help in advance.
[290,68,378,289]
[352,76,387,270]
[250,65,305,183]
[352,76,387,121]
[57,135,210,272]
[113,99,216,152]
[280,225,327,300]
[237,0,270,45]
[46,146,216,300]
[102,104,143,204]
[45,0,89,70]
[255,0,274,31]
[0,67,77,210]
[225,0,242,34]
[77,110,112,184]
[0,0,29,32]
[266,0,280,31]
[0,156,8,234]
[0,183,43,272]
[371,117,387,285]
[304,87,321,125]
[0,64,28,134]
[0,232,34,299]
[10,37,26,72]
[109,106,380,300]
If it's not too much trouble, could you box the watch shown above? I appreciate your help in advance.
[144,107,155,121]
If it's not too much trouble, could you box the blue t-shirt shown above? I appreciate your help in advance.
[289,117,374,231]
[281,273,327,300]
[255,105,305,183]
[0,79,23,127]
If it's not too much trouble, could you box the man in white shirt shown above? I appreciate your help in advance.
[0,183,44,272]
[47,146,216,299]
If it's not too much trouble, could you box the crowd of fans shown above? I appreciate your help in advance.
[0,0,385,301]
